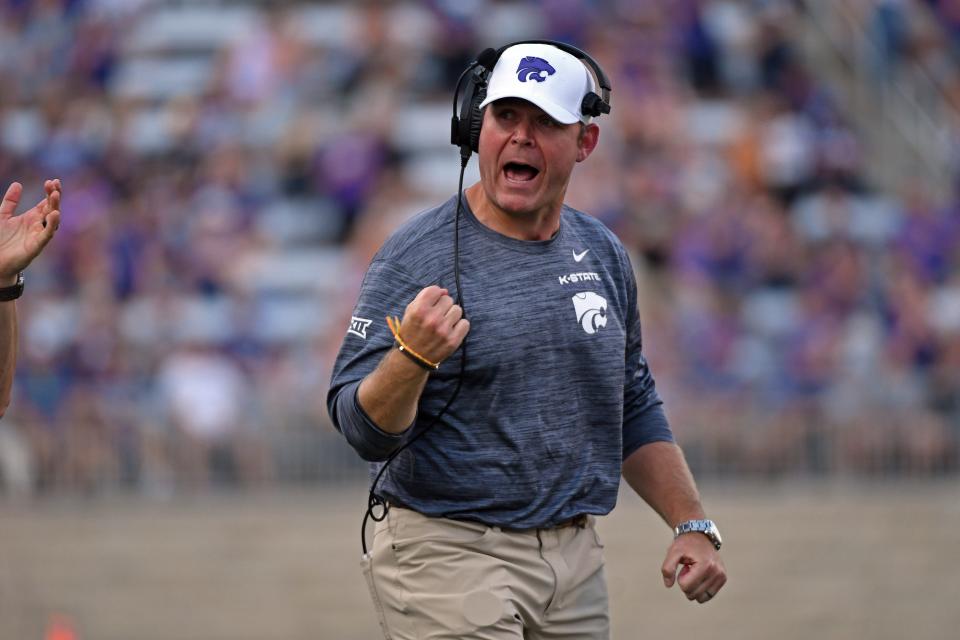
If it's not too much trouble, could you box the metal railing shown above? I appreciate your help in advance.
[799,0,957,200]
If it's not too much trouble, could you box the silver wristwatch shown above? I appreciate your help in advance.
[673,519,722,550]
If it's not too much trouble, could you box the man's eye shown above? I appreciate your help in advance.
[538,116,557,128]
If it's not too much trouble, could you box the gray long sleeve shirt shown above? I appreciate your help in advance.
[327,194,673,529]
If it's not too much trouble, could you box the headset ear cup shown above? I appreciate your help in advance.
[456,72,487,157]
[468,88,485,153]
[581,92,610,118]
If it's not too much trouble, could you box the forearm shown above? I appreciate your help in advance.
[329,284,468,457]
[0,299,17,416]
[622,441,705,528]
[357,347,431,434]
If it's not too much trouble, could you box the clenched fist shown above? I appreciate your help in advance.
[394,285,470,366]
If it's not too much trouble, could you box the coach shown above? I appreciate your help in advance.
[328,42,725,639]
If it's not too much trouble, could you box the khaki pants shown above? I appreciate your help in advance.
[361,506,610,639]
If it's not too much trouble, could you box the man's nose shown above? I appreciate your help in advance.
[510,118,535,145]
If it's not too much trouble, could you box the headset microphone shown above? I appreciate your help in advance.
[476,47,499,70]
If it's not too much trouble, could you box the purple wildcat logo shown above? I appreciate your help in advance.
[516,56,556,83]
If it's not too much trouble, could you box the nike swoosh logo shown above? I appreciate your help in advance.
[573,249,589,262]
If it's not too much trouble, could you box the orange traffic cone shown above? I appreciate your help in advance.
[45,614,79,640]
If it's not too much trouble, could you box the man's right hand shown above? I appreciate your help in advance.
[395,286,470,366]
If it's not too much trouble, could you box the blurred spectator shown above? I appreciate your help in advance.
[1,0,959,497]
[158,341,270,489]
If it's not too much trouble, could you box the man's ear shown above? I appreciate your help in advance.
[576,123,600,162]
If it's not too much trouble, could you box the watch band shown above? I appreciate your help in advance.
[0,273,24,301]
[674,519,722,550]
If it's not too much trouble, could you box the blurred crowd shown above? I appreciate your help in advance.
[0,0,958,497]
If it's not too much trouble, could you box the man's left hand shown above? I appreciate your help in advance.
[661,532,727,604]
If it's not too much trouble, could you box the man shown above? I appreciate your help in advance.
[328,42,725,639]
[0,179,62,417]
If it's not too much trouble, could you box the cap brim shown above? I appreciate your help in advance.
[478,93,581,125]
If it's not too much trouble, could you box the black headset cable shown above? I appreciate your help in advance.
[361,156,470,556]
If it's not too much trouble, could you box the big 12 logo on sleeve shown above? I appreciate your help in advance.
[348,316,372,339]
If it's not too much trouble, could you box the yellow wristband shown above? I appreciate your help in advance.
[386,316,440,370]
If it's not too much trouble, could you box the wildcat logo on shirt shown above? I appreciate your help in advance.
[571,292,607,335]
[348,316,372,339]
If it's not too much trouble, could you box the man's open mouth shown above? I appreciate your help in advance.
[503,162,540,182]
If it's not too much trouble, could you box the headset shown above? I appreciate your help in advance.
[451,40,612,164]
[361,40,612,556]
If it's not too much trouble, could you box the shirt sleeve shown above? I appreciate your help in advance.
[621,253,674,460]
[327,259,425,461]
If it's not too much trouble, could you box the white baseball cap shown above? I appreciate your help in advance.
[478,43,597,125]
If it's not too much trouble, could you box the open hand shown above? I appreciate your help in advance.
[0,179,62,282]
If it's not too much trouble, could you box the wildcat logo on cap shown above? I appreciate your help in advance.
[516,56,556,83]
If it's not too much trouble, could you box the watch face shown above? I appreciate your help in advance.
[704,523,722,549]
